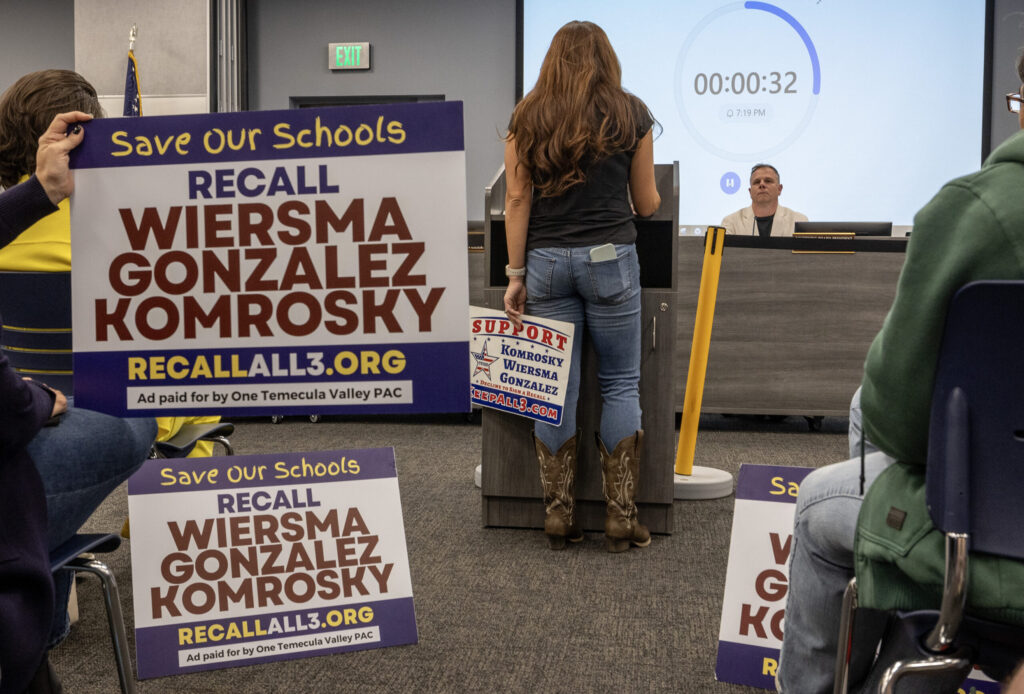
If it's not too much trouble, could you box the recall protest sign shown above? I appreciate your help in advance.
[468,307,573,425]
[127,448,416,679]
[69,102,469,417]
[715,464,812,688]
[715,464,1002,693]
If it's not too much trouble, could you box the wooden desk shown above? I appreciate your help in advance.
[675,235,907,416]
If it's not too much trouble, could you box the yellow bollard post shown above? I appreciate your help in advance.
[675,226,726,477]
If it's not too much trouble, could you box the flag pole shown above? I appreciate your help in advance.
[124,24,142,117]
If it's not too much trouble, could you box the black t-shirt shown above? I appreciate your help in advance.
[755,214,775,238]
[525,103,654,251]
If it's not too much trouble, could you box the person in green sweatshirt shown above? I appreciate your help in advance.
[776,54,1024,694]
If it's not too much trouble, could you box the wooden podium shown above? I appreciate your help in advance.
[479,163,679,533]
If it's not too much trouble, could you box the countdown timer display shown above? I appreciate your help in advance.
[674,2,820,161]
[521,1,986,227]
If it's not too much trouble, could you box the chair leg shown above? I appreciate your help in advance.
[204,435,234,455]
[833,578,858,694]
[68,557,137,694]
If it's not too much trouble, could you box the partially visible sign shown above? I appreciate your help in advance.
[468,307,572,425]
[715,464,1002,693]
[329,42,370,70]
[128,448,416,679]
[715,464,812,688]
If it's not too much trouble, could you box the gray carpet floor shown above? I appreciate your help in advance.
[50,414,848,693]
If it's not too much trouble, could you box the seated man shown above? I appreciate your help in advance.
[776,58,1024,693]
[721,163,807,237]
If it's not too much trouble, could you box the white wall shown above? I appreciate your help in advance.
[246,0,516,223]
[0,0,75,88]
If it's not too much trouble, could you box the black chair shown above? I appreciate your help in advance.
[0,270,73,392]
[50,533,136,694]
[153,421,235,457]
[833,281,1024,693]
[0,270,233,455]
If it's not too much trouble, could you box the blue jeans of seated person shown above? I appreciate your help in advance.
[525,243,642,452]
[775,451,897,693]
[847,386,879,460]
[27,407,156,648]
[778,388,892,691]
[776,386,906,693]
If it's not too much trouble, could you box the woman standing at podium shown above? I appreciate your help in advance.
[502,20,661,553]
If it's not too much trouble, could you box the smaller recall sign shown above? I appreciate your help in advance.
[468,307,573,425]
[128,448,416,679]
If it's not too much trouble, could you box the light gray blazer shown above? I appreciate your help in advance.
[721,205,808,237]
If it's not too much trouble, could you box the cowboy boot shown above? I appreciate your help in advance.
[598,430,651,553]
[533,432,585,550]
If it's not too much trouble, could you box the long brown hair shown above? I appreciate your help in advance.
[0,70,104,189]
[507,21,651,198]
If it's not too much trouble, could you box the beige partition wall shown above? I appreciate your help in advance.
[74,0,209,116]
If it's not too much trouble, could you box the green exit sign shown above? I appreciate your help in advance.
[329,42,370,71]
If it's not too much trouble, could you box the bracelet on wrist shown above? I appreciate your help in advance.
[505,264,526,278]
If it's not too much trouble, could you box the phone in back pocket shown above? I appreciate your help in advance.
[589,243,616,262]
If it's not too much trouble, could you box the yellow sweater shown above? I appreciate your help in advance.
[0,176,71,271]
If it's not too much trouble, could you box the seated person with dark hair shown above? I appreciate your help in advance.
[776,54,1024,694]
[0,111,157,694]
[0,69,222,460]
[722,163,807,237]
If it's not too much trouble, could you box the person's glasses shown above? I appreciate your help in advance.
[1007,91,1024,114]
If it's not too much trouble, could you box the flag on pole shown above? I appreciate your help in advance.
[124,49,142,116]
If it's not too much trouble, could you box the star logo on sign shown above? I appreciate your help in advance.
[471,339,499,380]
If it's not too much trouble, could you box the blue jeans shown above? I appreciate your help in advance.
[847,386,879,460]
[27,407,156,647]
[777,387,892,693]
[525,243,642,451]
[776,450,897,693]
